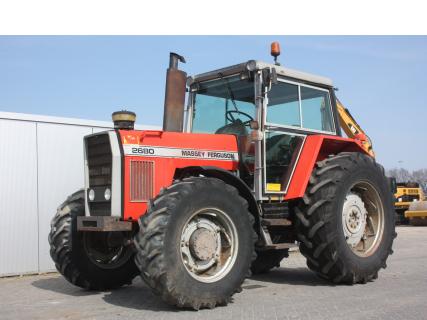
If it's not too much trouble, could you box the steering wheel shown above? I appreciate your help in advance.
[226,110,254,126]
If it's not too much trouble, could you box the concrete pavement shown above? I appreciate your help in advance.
[0,226,426,320]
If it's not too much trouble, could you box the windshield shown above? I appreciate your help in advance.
[191,75,255,134]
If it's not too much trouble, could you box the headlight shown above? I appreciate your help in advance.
[398,198,402,202]
[104,188,111,201]
[88,189,95,201]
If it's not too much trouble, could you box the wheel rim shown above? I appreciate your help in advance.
[342,181,385,257]
[180,208,238,283]
[83,232,132,269]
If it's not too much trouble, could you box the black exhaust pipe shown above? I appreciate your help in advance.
[163,52,187,132]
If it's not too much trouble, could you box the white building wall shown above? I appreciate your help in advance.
[0,112,159,276]
[37,123,93,272]
[0,120,39,276]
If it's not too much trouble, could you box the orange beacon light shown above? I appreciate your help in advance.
[271,42,281,65]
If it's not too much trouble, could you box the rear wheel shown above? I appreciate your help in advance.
[295,152,396,284]
[407,201,427,226]
[49,190,138,290]
[134,177,257,309]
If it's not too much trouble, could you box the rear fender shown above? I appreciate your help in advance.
[285,135,369,200]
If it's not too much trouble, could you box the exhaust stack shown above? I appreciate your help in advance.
[163,52,187,132]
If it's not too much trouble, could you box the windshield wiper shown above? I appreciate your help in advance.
[218,72,239,112]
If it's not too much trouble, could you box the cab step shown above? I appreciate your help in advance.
[262,242,299,250]
[261,202,289,219]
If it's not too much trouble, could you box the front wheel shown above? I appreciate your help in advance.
[49,190,139,290]
[295,152,396,284]
[134,177,257,310]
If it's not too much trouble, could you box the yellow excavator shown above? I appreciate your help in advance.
[337,100,427,225]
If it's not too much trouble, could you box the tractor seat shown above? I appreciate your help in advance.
[215,119,248,137]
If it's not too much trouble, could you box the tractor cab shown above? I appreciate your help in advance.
[186,59,339,196]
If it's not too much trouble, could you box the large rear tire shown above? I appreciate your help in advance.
[49,190,139,290]
[295,152,396,284]
[134,177,257,310]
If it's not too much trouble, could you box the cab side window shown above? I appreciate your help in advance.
[300,86,334,132]
[267,82,301,127]
[266,80,335,133]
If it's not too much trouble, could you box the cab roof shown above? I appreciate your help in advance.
[188,60,333,88]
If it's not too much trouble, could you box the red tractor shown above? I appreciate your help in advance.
[49,44,396,310]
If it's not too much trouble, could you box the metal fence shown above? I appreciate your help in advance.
[0,111,158,276]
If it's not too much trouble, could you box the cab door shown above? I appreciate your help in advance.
[263,79,336,196]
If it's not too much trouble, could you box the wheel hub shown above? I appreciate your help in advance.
[189,228,218,261]
[181,217,222,274]
[180,208,238,283]
[342,193,367,247]
[83,232,132,270]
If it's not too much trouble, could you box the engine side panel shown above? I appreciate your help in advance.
[284,135,369,200]
[119,130,239,220]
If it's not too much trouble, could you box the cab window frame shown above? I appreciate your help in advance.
[264,77,337,135]
[187,73,256,135]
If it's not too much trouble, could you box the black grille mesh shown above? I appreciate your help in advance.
[86,133,112,216]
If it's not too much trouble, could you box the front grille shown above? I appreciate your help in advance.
[130,160,154,202]
[88,202,111,216]
[85,133,112,216]
[86,134,112,186]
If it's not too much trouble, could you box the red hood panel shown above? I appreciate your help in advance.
[119,130,239,152]
[118,130,240,220]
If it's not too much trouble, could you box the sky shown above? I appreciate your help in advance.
[0,36,426,170]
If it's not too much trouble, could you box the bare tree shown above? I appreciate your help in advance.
[411,169,427,191]
[387,168,412,182]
